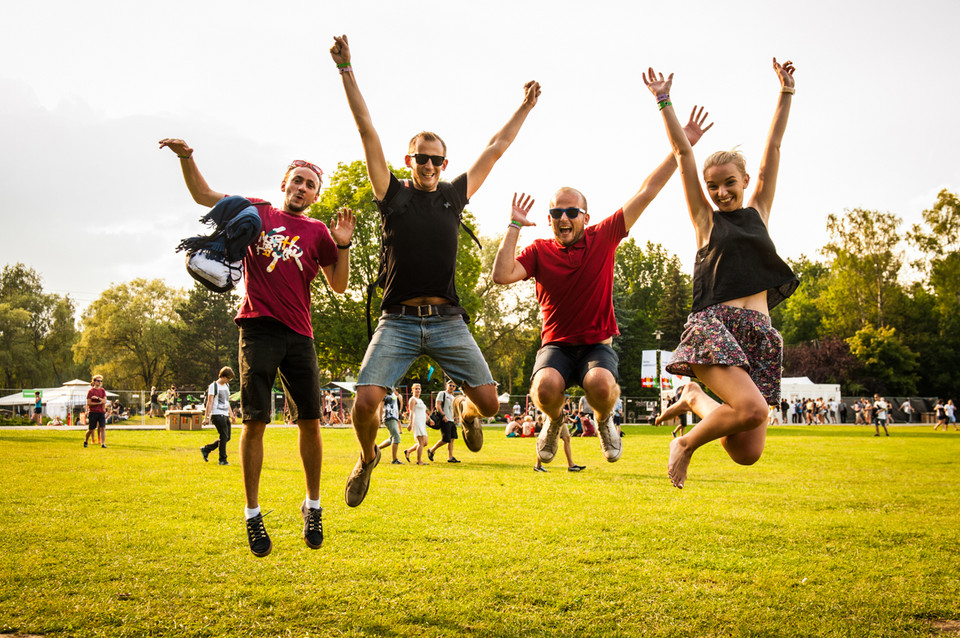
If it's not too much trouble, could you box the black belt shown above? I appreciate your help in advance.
[381,304,465,318]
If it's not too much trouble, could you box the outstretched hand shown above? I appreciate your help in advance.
[642,67,674,97]
[683,106,714,146]
[773,57,795,89]
[330,208,357,245]
[158,138,193,157]
[330,34,351,66]
[511,193,536,227]
[522,81,541,109]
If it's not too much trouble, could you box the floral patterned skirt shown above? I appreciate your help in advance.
[665,304,783,405]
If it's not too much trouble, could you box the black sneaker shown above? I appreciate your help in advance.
[201,448,210,462]
[245,513,272,557]
[83,442,88,448]
[391,459,402,465]
[101,444,107,449]
[534,466,547,473]
[568,465,585,472]
[427,449,435,462]
[447,457,461,463]
[218,460,229,466]
[300,501,323,550]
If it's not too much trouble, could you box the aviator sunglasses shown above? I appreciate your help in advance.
[288,160,324,181]
[549,207,585,219]
[409,153,446,166]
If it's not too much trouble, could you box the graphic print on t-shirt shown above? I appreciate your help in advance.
[256,226,304,272]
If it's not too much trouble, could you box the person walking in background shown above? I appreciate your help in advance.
[946,399,957,431]
[933,399,949,431]
[201,367,237,465]
[32,391,42,425]
[84,375,107,449]
[376,388,404,465]
[150,386,160,418]
[427,381,461,463]
[403,384,429,465]
[873,395,890,437]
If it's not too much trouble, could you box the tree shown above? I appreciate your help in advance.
[169,283,240,389]
[771,255,827,345]
[471,234,540,395]
[73,279,184,388]
[783,336,861,389]
[819,208,904,336]
[613,240,691,396]
[845,324,919,396]
[0,264,79,388]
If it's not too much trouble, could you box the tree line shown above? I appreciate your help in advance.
[2,161,956,401]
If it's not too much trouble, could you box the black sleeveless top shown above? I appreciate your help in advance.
[691,207,798,313]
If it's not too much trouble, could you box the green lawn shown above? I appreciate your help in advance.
[2,425,958,637]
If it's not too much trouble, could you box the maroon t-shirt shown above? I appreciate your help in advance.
[87,387,107,413]
[235,199,338,338]
[517,209,628,346]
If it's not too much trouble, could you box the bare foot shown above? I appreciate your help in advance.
[668,437,694,489]
[656,382,703,426]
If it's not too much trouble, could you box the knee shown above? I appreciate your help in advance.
[729,447,763,466]
[475,395,500,417]
[352,393,380,419]
[737,400,769,431]
[583,377,617,409]
[531,373,565,406]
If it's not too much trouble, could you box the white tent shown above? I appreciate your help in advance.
[780,377,841,402]
[0,380,118,418]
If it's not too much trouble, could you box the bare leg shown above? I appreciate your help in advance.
[667,367,769,489]
[562,434,576,467]
[298,419,322,501]
[530,368,565,421]
[351,386,388,464]
[240,421,267,509]
[583,368,619,423]
[658,383,721,426]
[416,435,427,464]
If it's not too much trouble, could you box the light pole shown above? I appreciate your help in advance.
[653,329,663,417]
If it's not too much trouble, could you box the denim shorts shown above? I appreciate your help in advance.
[384,418,402,444]
[238,317,321,423]
[357,314,495,389]
[531,343,619,389]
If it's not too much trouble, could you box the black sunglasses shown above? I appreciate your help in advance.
[409,153,445,166]
[549,207,585,219]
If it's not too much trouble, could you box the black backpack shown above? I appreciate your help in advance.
[365,179,482,339]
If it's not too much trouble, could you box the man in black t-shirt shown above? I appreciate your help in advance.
[332,34,539,507]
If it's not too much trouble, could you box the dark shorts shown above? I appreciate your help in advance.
[88,411,105,430]
[34,407,42,415]
[439,419,459,442]
[238,317,321,423]
[666,305,783,405]
[531,343,619,389]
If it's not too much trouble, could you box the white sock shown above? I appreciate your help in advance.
[245,506,261,520]
[305,497,321,510]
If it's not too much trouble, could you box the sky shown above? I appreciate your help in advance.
[2,0,958,315]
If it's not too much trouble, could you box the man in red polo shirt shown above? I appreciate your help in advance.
[491,108,711,465]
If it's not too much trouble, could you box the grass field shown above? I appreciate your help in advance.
[2,424,958,637]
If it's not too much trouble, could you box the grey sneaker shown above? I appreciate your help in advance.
[344,446,381,507]
[597,414,622,462]
[461,416,484,452]
[300,501,323,549]
[245,513,272,557]
[537,416,563,464]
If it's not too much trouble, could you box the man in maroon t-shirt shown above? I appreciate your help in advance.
[491,110,712,466]
[160,137,355,558]
[84,375,107,449]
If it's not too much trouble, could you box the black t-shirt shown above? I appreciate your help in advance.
[375,173,469,309]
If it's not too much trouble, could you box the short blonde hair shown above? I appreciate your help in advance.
[408,131,447,155]
[703,149,747,178]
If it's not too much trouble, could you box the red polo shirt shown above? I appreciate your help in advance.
[517,209,627,345]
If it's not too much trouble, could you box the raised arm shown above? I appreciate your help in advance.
[465,81,541,199]
[643,69,714,247]
[319,208,357,293]
[621,107,713,232]
[158,139,226,207]
[749,58,795,222]
[331,35,391,201]
[491,193,534,285]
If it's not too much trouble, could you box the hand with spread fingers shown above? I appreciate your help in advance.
[511,192,536,227]
[683,105,714,146]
